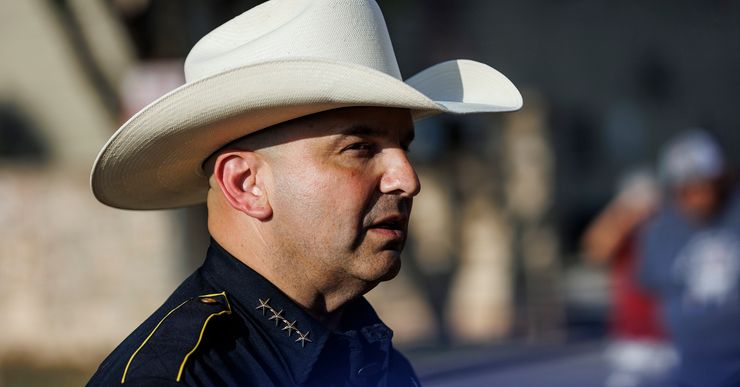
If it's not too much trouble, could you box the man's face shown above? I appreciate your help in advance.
[675,179,723,222]
[261,107,419,290]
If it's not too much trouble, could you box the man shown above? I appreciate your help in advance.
[639,130,740,387]
[582,170,676,387]
[87,0,521,386]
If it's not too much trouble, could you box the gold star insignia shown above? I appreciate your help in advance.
[282,320,298,336]
[256,298,271,315]
[268,309,284,326]
[295,331,312,348]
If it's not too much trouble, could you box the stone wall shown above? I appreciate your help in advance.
[0,168,180,366]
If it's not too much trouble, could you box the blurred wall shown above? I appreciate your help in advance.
[0,0,182,367]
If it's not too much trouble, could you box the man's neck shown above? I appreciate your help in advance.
[211,233,363,330]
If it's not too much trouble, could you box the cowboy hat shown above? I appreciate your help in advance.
[91,0,522,210]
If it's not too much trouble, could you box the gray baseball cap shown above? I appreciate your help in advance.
[659,129,725,188]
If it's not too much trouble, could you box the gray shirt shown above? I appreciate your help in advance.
[640,189,740,387]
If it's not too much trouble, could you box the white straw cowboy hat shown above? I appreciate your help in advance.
[91,0,522,210]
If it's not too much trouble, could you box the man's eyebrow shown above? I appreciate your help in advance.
[338,125,416,144]
[339,125,388,137]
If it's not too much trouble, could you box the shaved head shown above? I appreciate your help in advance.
[205,106,418,317]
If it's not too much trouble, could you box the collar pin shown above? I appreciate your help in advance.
[256,298,271,315]
[256,298,311,347]
[282,320,298,336]
[295,331,312,348]
[268,309,284,326]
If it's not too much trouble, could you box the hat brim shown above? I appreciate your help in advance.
[91,58,522,210]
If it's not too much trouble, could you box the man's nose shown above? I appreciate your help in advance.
[379,149,421,197]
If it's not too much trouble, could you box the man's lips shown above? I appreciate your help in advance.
[367,215,408,239]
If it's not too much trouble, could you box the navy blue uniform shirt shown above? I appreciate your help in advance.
[87,240,420,386]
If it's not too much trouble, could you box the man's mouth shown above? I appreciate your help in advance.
[367,216,408,239]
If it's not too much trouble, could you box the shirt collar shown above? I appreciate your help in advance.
[201,239,392,384]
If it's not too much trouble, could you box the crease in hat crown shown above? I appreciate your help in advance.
[185,0,402,83]
[91,0,523,210]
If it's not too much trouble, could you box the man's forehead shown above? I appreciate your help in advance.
[290,106,414,137]
[242,107,414,148]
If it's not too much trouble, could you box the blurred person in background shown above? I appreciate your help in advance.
[639,129,740,387]
[582,170,676,387]
[85,0,522,386]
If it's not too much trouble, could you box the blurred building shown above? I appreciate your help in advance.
[0,1,189,371]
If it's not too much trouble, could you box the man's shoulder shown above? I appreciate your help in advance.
[87,277,242,386]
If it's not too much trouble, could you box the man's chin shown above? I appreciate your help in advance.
[351,248,403,288]
[375,251,402,282]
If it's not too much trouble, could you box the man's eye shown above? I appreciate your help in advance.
[344,142,378,154]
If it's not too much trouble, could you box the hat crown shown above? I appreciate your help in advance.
[660,129,725,186]
[184,0,402,83]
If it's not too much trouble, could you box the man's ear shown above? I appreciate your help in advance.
[212,150,273,220]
